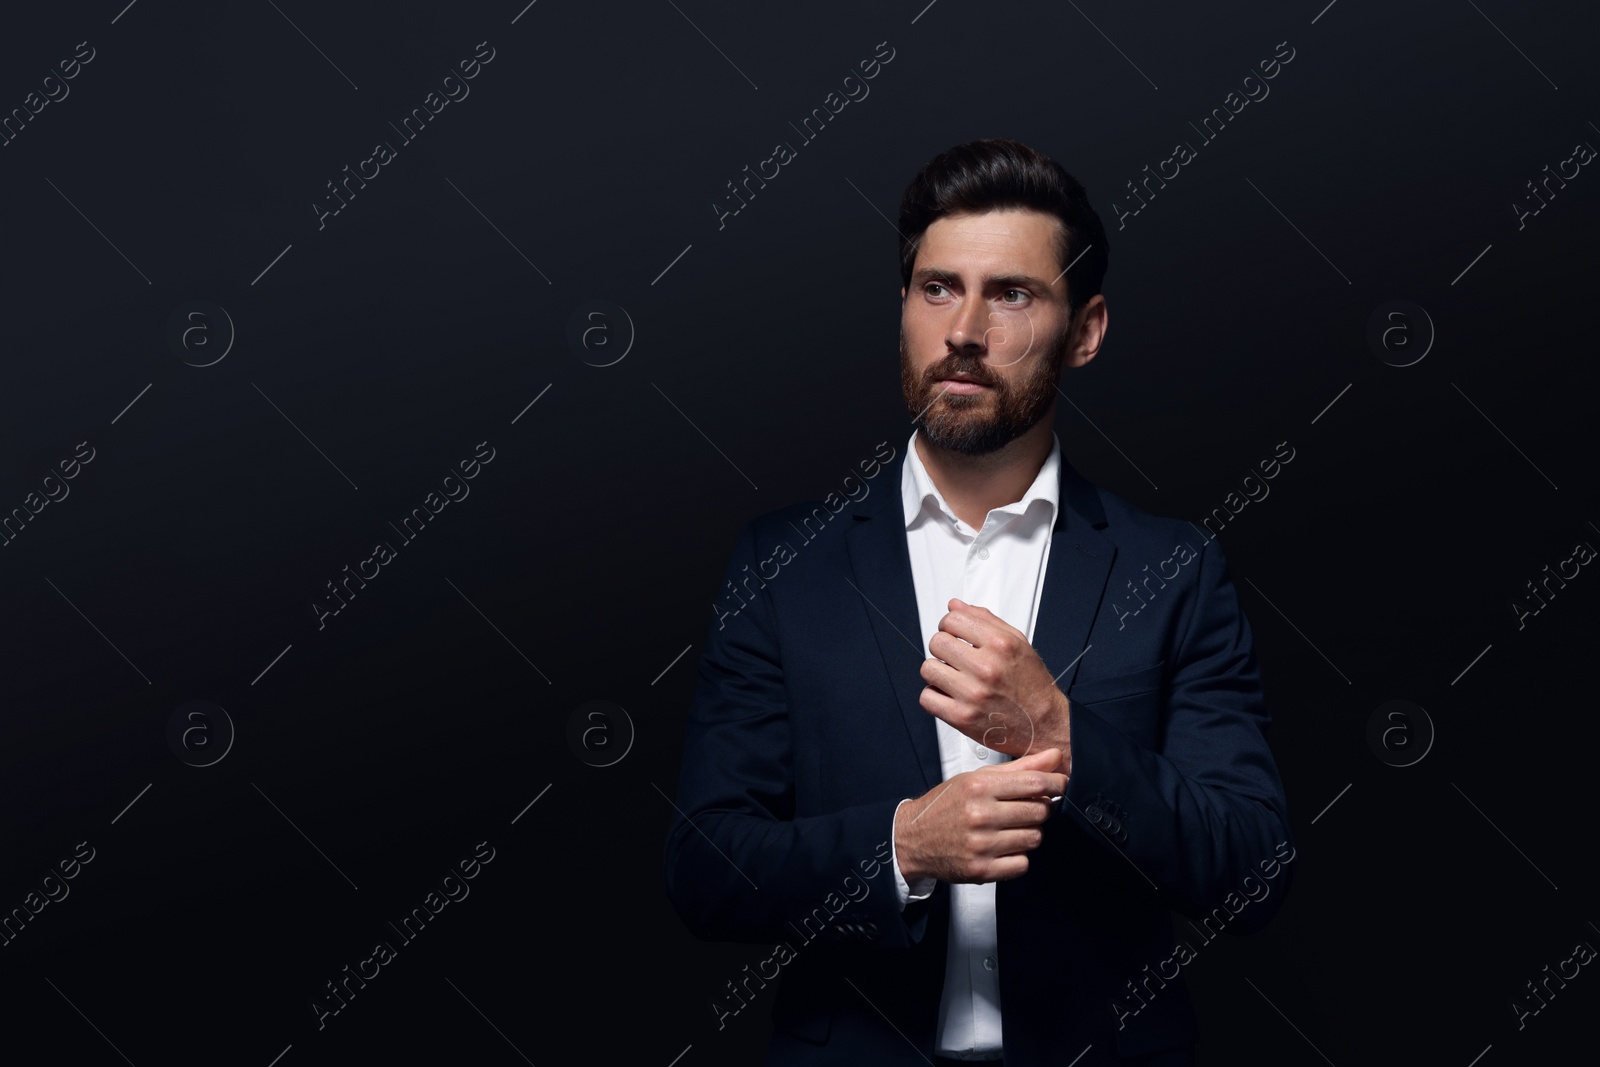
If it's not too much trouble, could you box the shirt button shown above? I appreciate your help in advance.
[973,744,990,760]
[983,956,997,971]
[976,547,990,560]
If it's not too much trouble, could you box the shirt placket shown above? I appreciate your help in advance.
[958,511,1007,1050]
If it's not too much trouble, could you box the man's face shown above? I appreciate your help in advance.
[899,208,1080,455]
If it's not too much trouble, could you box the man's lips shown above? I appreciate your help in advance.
[939,377,991,394]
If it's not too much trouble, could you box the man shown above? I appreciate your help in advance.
[664,138,1294,1065]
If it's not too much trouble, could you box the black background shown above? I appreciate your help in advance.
[2,1,1596,1064]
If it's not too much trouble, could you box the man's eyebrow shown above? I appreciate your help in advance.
[909,267,1058,293]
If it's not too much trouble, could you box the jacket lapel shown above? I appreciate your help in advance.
[844,439,1119,790]
[1031,455,1117,694]
[845,451,941,789]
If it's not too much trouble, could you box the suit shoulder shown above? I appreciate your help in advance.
[743,497,858,553]
[739,440,902,544]
[1083,479,1211,558]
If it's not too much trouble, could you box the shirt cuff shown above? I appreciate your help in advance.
[891,798,937,908]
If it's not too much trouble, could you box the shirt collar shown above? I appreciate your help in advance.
[901,428,1061,533]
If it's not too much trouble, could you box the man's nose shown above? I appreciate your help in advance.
[948,297,989,352]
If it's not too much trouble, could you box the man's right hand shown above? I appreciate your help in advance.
[893,748,1067,885]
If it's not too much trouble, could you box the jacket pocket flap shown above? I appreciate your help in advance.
[1068,660,1166,705]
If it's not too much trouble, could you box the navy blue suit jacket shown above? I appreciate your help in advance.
[663,441,1294,1065]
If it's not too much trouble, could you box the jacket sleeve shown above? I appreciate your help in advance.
[1057,535,1296,933]
[662,517,930,949]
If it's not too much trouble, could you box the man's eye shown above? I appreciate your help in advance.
[925,283,947,297]
[1002,289,1027,303]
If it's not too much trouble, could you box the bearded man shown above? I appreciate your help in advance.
[664,137,1294,1067]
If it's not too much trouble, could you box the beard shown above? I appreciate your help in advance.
[900,316,1071,455]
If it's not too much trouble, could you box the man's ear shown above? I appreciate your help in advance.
[900,286,906,301]
[1064,294,1108,369]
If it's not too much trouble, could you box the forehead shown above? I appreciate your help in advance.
[915,208,1062,275]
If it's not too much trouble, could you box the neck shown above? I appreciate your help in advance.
[914,416,1055,531]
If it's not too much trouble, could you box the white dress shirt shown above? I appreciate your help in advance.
[889,427,1061,1059]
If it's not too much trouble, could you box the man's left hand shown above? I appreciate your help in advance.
[920,597,1072,773]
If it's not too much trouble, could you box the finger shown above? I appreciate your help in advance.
[990,855,1031,881]
[936,606,992,650]
[983,748,1061,773]
[990,799,1056,828]
[926,630,980,676]
[920,657,979,708]
[965,797,1056,830]
[945,599,1024,645]
[920,680,1008,749]
[984,770,1069,801]
[984,827,1047,856]
[963,854,1030,883]
[971,758,1058,780]
[918,679,964,730]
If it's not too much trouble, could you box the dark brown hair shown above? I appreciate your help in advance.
[898,138,1109,315]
